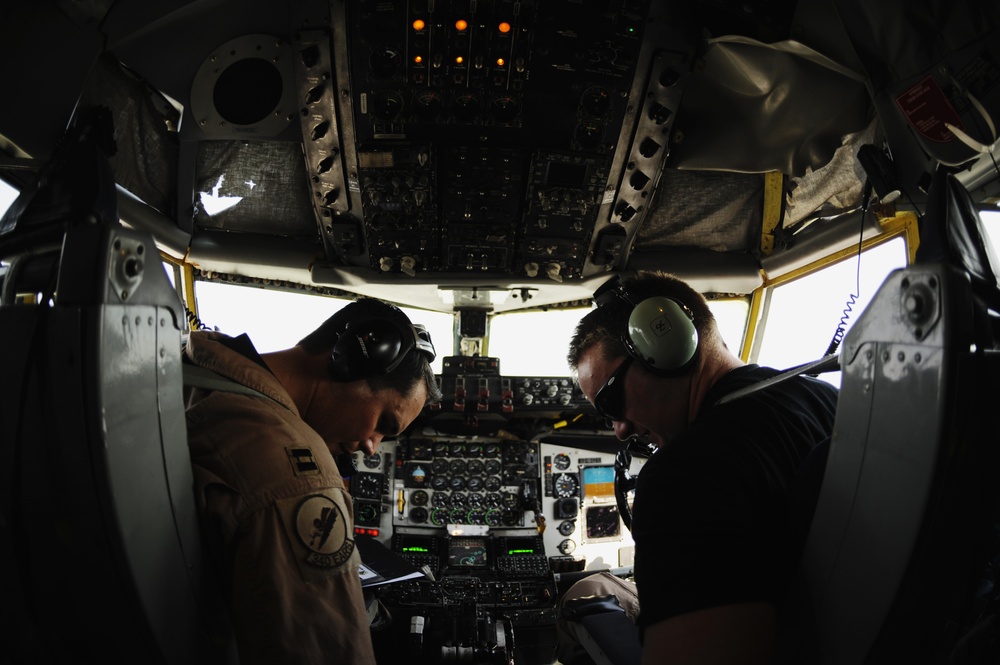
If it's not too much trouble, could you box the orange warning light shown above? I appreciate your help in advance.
[414,55,423,64]
[455,19,468,31]
[412,19,426,31]
[498,21,511,33]
[455,56,464,64]
[496,58,506,67]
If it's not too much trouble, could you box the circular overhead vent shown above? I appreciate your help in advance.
[190,34,296,137]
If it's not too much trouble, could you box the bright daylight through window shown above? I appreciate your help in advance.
[193,281,455,374]
[1,178,999,381]
[755,237,909,388]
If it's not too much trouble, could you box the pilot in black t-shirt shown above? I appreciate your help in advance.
[566,270,839,664]
[631,364,837,627]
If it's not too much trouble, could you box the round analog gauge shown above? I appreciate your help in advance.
[409,506,428,523]
[466,459,484,475]
[575,121,604,149]
[357,503,379,524]
[412,90,443,119]
[484,476,501,492]
[433,442,449,456]
[554,453,571,470]
[369,46,402,79]
[559,539,577,555]
[431,475,449,491]
[580,85,612,117]
[449,459,467,475]
[431,508,449,526]
[490,94,521,123]
[502,510,520,527]
[483,443,500,457]
[449,476,467,491]
[468,509,485,525]
[466,443,483,457]
[452,92,482,120]
[432,491,451,507]
[449,508,468,524]
[467,477,484,492]
[485,509,503,527]
[484,460,502,475]
[363,452,382,469]
[450,443,467,457]
[466,492,484,507]
[502,492,520,510]
[356,473,382,497]
[450,492,467,507]
[553,473,580,498]
[432,458,450,474]
[485,493,503,508]
[411,489,429,506]
[370,90,404,121]
[558,519,576,536]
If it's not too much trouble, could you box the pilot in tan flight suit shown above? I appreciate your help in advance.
[183,299,442,665]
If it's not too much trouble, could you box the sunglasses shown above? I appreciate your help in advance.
[594,356,633,422]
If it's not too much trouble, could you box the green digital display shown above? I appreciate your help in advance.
[403,546,429,553]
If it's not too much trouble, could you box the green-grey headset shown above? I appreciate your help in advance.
[593,274,699,375]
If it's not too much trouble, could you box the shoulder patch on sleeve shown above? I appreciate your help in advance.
[277,491,359,582]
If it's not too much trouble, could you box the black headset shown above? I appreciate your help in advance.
[329,299,436,382]
[593,274,699,376]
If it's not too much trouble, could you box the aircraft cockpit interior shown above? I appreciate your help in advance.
[2,1,1000,663]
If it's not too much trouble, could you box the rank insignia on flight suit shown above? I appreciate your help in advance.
[278,491,358,582]
[287,447,320,476]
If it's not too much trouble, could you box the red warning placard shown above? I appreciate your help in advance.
[895,75,965,143]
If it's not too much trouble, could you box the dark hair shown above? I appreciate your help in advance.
[298,299,443,405]
[567,271,718,370]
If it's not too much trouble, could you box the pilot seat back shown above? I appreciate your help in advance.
[785,168,1000,663]
[0,109,206,663]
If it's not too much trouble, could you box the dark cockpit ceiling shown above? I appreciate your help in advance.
[1,0,998,312]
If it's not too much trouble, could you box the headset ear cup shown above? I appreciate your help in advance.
[625,297,699,374]
[329,319,405,381]
[328,343,354,382]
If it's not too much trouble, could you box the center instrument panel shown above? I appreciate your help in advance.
[346,357,647,660]
[352,436,642,575]
[347,372,646,660]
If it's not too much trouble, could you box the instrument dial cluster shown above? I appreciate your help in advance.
[394,437,539,530]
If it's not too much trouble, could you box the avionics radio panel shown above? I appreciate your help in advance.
[383,532,555,611]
